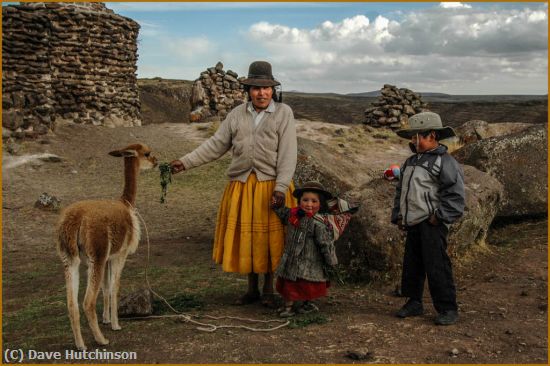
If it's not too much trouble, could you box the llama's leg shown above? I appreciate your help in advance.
[109,255,127,331]
[64,257,86,350]
[83,261,109,346]
[101,261,111,324]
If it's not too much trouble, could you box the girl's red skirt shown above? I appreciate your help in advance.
[276,277,330,301]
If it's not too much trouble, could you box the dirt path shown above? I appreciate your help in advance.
[2,122,547,363]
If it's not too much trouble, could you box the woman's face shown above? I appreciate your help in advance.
[300,192,321,215]
[249,86,273,111]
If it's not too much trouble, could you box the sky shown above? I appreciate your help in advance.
[76,2,550,94]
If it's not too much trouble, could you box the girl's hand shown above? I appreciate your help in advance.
[271,191,285,208]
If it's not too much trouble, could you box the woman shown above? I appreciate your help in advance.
[170,61,297,306]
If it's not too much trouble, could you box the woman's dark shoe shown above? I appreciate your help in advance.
[260,293,279,309]
[396,299,424,318]
[434,310,458,325]
[234,291,261,305]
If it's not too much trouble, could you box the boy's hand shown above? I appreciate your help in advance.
[170,160,185,174]
[396,215,407,231]
[428,214,440,226]
[271,191,285,208]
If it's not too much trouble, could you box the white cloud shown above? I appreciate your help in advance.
[245,4,547,94]
[385,6,548,55]
[439,2,472,9]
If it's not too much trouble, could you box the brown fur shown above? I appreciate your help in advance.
[56,143,157,350]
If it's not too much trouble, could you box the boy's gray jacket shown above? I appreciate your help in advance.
[391,144,465,227]
[274,207,337,282]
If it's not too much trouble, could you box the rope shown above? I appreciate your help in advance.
[130,205,290,332]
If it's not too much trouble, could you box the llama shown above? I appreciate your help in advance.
[56,143,157,350]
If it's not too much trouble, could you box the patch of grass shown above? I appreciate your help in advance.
[3,294,69,350]
[152,293,205,314]
[288,313,328,329]
[443,136,463,153]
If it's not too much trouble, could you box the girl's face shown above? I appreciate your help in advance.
[300,192,321,215]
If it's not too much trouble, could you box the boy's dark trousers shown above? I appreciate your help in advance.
[401,220,458,313]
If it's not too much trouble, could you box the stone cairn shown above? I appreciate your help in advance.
[189,61,247,122]
[2,2,141,139]
[363,84,429,130]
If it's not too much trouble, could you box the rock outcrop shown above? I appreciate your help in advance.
[453,124,548,218]
[189,62,247,122]
[455,120,534,145]
[118,289,153,317]
[2,2,141,138]
[364,84,429,130]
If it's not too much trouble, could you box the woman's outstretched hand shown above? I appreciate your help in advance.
[170,160,185,174]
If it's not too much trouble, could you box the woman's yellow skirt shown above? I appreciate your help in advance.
[212,173,297,274]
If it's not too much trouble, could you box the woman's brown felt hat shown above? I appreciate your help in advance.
[240,61,281,87]
[293,181,333,200]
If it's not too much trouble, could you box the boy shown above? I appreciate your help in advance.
[391,112,465,325]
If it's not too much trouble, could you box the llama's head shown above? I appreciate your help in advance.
[109,143,158,170]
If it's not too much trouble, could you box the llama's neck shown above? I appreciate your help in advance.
[121,158,139,206]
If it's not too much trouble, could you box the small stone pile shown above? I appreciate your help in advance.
[363,84,429,129]
[189,61,247,122]
[2,2,141,139]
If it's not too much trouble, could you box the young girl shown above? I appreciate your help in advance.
[271,181,338,317]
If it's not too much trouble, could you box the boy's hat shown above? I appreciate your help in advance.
[241,61,281,87]
[396,112,456,140]
[293,181,333,200]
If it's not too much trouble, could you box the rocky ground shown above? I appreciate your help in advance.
[2,118,547,363]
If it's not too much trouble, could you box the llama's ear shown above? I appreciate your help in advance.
[109,149,138,157]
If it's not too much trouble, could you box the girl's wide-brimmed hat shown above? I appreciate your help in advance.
[240,61,281,87]
[396,112,456,140]
[293,181,333,200]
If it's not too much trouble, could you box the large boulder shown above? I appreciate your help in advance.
[294,137,369,196]
[334,165,503,282]
[453,125,547,218]
[455,120,534,145]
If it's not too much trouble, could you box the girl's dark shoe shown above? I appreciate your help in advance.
[435,310,458,325]
[279,307,296,318]
[396,299,424,318]
[297,301,319,314]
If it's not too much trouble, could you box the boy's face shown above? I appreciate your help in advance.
[411,131,438,153]
[300,192,321,215]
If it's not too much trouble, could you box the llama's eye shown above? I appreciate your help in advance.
[144,152,150,157]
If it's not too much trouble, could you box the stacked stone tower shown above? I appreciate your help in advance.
[2,2,141,138]
[189,61,247,122]
[363,84,429,130]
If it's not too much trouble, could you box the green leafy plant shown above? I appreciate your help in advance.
[288,313,328,328]
[159,162,172,203]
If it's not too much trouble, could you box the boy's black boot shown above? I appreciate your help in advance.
[396,299,424,318]
[434,310,458,325]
